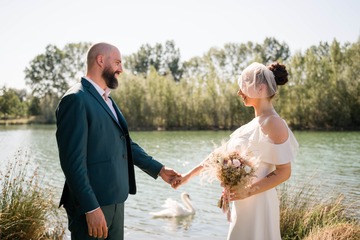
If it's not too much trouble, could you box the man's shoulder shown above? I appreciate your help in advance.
[61,79,94,101]
[65,82,84,95]
[58,82,88,108]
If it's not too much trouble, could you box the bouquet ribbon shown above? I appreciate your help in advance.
[218,188,232,222]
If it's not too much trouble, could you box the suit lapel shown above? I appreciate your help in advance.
[81,78,124,131]
[110,97,129,134]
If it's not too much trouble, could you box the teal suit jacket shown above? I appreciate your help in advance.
[56,78,163,218]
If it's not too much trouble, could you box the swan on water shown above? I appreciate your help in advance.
[150,192,195,218]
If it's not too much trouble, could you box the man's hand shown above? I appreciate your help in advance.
[171,175,182,188]
[171,175,185,189]
[159,166,181,185]
[85,208,108,239]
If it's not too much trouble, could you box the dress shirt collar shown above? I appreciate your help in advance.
[83,76,111,100]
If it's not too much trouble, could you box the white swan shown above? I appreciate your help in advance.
[150,192,195,218]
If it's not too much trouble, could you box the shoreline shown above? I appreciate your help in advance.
[1,117,359,131]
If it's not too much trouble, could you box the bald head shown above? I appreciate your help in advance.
[87,42,118,68]
[85,42,123,89]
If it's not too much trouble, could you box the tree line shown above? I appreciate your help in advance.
[0,37,359,130]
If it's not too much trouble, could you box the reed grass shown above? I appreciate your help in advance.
[279,181,360,240]
[0,150,65,240]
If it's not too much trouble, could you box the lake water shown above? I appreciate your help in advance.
[0,125,359,239]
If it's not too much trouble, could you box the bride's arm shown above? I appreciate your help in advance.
[172,149,221,189]
[172,164,204,189]
[232,162,291,199]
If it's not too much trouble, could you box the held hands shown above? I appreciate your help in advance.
[170,164,203,189]
[85,208,108,239]
[159,166,182,186]
[171,173,191,189]
[160,164,204,189]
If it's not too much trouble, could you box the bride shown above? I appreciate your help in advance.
[173,62,299,240]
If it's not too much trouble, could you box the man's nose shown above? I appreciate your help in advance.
[118,64,123,73]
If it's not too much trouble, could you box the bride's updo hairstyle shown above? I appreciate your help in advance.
[267,62,288,86]
[238,62,288,99]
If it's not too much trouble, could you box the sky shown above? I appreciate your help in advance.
[0,0,359,90]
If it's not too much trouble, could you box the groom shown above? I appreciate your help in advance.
[56,42,179,239]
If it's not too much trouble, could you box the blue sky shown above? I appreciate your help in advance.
[0,0,359,89]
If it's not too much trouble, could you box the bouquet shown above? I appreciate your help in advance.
[201,148,256,222]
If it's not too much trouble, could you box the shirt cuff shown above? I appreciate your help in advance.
[86,207,100,214]
[158,165,165,176]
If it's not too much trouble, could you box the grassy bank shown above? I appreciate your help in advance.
[279,183,360,240]
[0,150,65,239]
[0,116,55,126]
[0,117,32,125]
[0,116,38,125]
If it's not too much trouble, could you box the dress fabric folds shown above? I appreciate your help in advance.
[225,117,298,240]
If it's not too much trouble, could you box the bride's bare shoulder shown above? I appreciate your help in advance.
[261,116,288,144]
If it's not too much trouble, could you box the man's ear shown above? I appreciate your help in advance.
[96,55,104,67]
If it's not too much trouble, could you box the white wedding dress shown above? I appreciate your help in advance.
[225,116,298,240]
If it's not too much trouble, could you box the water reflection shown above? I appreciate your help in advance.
[154,215,196,232]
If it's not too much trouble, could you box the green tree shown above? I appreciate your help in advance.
[163,40,183,81]
[63,42,92,87]
[124,44,152,77]
[24,45,68,99]
[182,56,208,80]
[254,37,291,64]
[25,42,91,99]
[28,96,41,116]
[124,40,183,81]
[279,51,309,129]
[17,37,356,130]
[24,42,91,123]
[0,87,24,119]
[342,38,360,128]
[117,38,360,130]
[183,38,290,82]
[222,42,255,79]
[280,39,359,130]
[112,73,148,129]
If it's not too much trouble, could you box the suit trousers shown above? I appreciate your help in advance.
[69,203,124,240]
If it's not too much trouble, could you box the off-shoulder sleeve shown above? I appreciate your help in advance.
[259,129,299,165]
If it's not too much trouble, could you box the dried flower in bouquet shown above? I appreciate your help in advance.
[200,148,257,221]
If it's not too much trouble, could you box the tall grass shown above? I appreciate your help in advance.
[0,150,65,239]
[279,182,360,240]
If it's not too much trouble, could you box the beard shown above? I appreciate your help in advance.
[102,65,119,89]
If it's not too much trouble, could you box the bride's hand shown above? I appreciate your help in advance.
[171,164,203,189]
[171,175,183,189]
[229,185,258,201]
[171,173,192,189]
